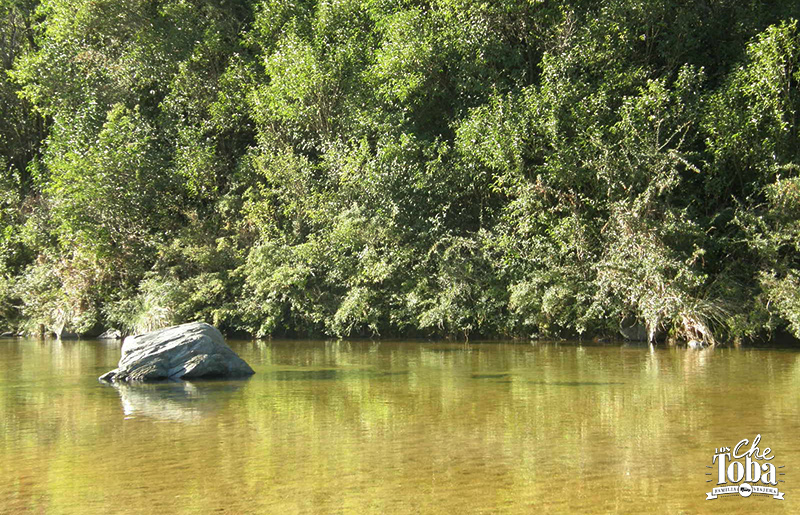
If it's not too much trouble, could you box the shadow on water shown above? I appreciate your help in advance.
[105,378,250,423]
[374,370,410,377]
[488,379,626,385]
[266,369,410,381]
[270,369,343,381]
[471,373,511,379]
[470,373,623,385]
[527,381,625,386]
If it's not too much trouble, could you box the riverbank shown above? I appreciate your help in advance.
[2,1,800,351]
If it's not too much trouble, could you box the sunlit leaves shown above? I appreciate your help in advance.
[46,104,172,267]
[3,0,800,342]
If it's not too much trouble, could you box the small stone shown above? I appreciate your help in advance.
[687,339,705,349]
[97,329,123,340]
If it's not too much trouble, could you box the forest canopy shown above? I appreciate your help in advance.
[1,0,800,344]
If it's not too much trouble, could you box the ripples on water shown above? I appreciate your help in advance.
[1,339,798,513]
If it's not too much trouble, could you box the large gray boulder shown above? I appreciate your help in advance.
[99,322,254,383]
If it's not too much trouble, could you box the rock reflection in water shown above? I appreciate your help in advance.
[111,380,248,422]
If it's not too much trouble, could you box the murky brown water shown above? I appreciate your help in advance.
[1,338,798,513]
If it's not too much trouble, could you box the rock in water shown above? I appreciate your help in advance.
[99,322,254,383]
[687,339,705,350]
[97,328,122,340]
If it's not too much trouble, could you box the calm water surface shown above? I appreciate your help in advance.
[1,339,798,514]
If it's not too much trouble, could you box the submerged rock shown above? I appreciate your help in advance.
[99,322,255,383]
[687,339,706,350]
[97,328,123,340]
[54,327,80,340]
[52,322,104,340]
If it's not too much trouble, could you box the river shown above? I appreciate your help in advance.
[1,338,797,513]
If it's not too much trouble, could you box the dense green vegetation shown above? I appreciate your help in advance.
[1,0,799,344]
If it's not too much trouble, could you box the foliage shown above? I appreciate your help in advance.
[1,0,800,344]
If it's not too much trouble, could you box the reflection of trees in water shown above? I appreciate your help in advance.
[3,339,800,514]
[111,380,249,423]
[249,342,800,497]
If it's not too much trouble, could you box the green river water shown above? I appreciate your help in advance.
[1,338,798,513]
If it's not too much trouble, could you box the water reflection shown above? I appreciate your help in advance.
[1,339,800,514]
[265,367,411,381]
[109,380,249,423]
[525,381,625,386]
